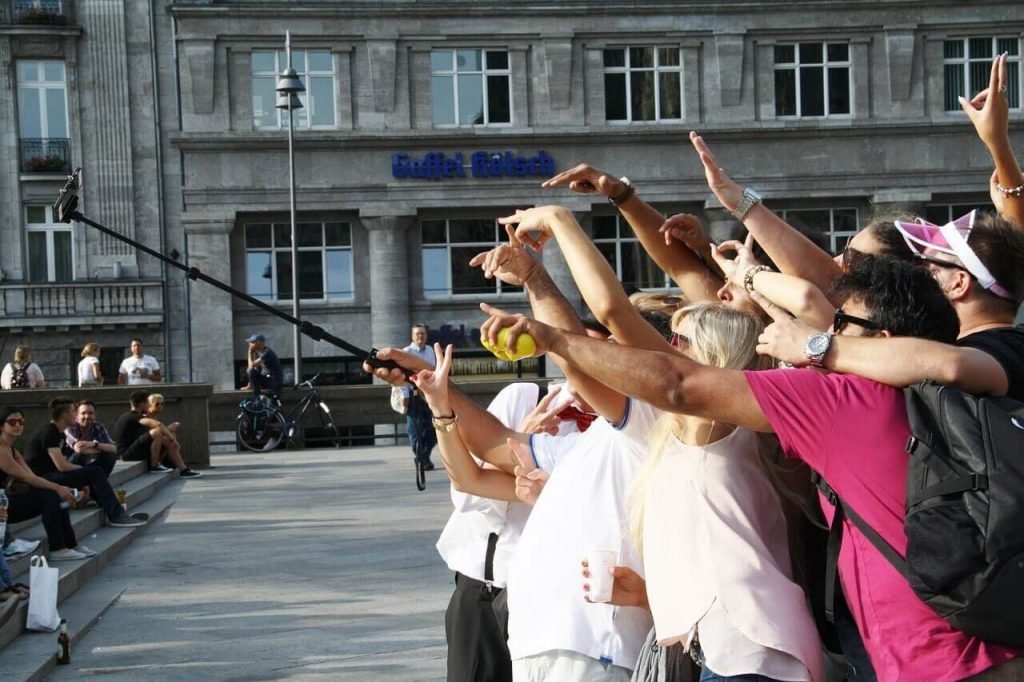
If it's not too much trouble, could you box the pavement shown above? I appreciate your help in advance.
[47,446,454,681]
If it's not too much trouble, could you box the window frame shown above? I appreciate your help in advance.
[773,41,853,119]
[243,220,354,303]
[16,59,69,140]
[250,49,337,130]
[430,48,513,128]
[25,204,75,283]
[590,213,673,290]
[942,37,1021,111]
[778,207,860,255]
[923,202,991,226]
[420,217,521,299]
[602,46,684,123]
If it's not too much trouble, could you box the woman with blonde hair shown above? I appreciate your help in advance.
[599,302,823,682]
[1,346,46,389]
[78,343,102,387]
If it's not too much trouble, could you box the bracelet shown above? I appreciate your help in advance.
[608,177,636,206]
[431,413,459,433]
[995,181,1024,198]
[742,265,773,294]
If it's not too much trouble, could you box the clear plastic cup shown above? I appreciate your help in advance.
[586,548,618,603]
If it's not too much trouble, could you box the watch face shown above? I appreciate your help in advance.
[745,188,762,202]
[807,333,831,355]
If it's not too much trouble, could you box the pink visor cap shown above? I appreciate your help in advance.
[894,210,1013,300]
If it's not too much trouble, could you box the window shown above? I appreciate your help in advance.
[778,208,859,255]
[603,47,683,122]
[431,49,511,126]
[774,43,851,118]
[943,37,1020,111]
[421,218,511,297]
[591,215,671,289]
[251,50,336,129]
[924,202,990,225]
[25,205,73,283]
[17,60,70,171]
[244,221,352,301]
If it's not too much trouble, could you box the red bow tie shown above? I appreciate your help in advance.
[557,405,597,432]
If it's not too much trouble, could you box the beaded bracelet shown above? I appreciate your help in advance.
[995,181,1024,198]
[742,265,773,294]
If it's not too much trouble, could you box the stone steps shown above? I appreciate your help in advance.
[0,463,185,680]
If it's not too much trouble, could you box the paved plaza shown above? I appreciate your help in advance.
[48,446,454,681]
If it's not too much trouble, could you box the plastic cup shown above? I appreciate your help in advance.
[586,548,618,603]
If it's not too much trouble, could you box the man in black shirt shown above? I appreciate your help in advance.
[27,398,143,528]
[244,333,284,397]
[113,391,201,478]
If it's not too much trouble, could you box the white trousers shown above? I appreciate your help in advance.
[513,649,633,682]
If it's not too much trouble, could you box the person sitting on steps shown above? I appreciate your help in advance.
[112,391,201,479]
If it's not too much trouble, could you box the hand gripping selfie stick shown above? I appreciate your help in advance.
[53,169,411,379]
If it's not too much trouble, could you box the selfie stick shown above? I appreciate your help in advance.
[52,169,411,378]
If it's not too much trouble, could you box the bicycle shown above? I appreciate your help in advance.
[236,373,342,452]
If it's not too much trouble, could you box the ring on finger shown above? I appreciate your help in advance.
[998,85,1007,93]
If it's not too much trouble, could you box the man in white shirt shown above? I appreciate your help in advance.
[117,339,161,385]
[402,324,437,470]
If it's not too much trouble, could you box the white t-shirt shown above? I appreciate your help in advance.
[78,356,100,386]
[0,362,45,389]
[641,426,822,681]
[119,355,160,385]
[505,398,659,668]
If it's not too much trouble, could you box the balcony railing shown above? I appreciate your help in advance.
[0,281,164,325]
[11,0,68,25]
[19,138,71,174]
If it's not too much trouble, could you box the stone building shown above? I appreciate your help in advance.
[1,0,1021,388]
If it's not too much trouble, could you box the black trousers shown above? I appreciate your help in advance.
[7,488,77,551]
[444,572,512,682]
[45,466,121,521]
[69,450,117,477]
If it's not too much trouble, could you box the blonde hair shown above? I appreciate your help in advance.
[81,342,100,358]
[147,393,165,406]
[628,291,687,317]
[13,346,30,364]
[627,302,765,554]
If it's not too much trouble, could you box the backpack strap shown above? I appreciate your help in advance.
[811,471,914,623]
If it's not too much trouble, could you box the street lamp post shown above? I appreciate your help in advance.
[275,31,305,386]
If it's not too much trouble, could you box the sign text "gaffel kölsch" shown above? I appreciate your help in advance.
[391,151,555,180]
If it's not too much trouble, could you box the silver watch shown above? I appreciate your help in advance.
[803,331,834,368]
[731,187,763,221]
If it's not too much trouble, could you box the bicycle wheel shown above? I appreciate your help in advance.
[300,401,343,448]
[237,410,287,452]
[415,458,426,492]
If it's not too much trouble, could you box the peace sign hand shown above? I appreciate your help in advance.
[960,53,1009,151]
[750,291,821,366]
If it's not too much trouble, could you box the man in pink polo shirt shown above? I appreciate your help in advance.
[488,255,1024,681]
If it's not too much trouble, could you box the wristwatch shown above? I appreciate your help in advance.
[731,187,763,221]
[803,332,834,368]
[608,177,636,206]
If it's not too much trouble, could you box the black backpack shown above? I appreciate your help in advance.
[816,380,1024,647]
[9,363,30,389]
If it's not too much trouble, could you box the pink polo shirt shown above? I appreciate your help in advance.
[746,369,1021,682]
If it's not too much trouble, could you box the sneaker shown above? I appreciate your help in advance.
[151,464,173,473]
[108,512,145,528]
[75,545,99,557]
[179,468,202,479]
[50,548,88,561]
[3,538,41,557]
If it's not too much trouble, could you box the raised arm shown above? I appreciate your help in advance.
[410,343,518,501]
[542,164,721,302]
[690,132,842,292]
[484,312,772,432]
[960,53,1024,227]
[754,307,1011,395]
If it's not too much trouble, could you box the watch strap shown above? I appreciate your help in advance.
[608,177,636,206]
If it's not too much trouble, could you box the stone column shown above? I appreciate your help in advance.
[183,215,235,389]
[870,190,932,219]
[703,203,742,244]
[362,213,415,350]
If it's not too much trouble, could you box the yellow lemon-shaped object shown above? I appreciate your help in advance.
[497,328,537,361]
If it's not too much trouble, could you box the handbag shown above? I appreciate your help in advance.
[26,555,61,632]
[390,386,408,415]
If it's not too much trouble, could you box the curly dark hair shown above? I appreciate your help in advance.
[830,255,958,343]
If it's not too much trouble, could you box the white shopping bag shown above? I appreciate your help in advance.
[26,555,61,632]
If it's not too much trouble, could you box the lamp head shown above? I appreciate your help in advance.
[275,92,303,111]
[275,68,305,94]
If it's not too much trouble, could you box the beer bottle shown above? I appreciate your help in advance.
[57,619,70,665]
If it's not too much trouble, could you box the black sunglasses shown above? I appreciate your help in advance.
[915,254,975,279]
[833,308,881,334]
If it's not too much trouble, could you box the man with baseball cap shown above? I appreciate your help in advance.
[245,333,284,398]
[758,210,1024,400]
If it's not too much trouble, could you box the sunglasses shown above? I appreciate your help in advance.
[833,309,881,335]
[915,253,975,279]
[669,332,691,348]
[5,418,25,426]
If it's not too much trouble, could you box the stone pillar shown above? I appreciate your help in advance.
[183,215,235,389]
[703,203,742,244]
[869,190,932,219]
[362,213,415,349]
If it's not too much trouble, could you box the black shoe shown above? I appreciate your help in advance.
[180,468,203,479]
[108,511,146,528]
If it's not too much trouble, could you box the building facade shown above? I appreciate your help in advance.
[1,0,1021,388]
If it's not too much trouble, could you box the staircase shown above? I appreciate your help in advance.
[0,461,183,681]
